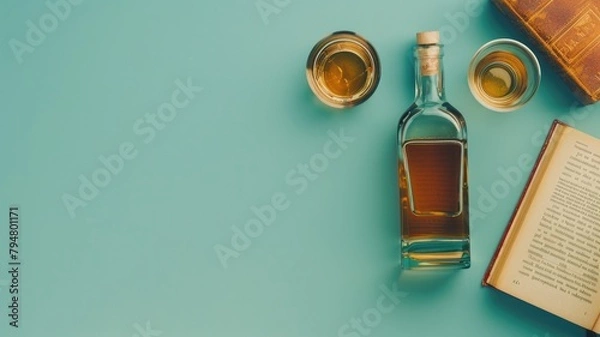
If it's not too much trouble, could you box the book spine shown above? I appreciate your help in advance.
[491,0,597,104]
[482,120,565,286]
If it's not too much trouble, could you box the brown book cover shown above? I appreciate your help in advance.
[492,0,600,104]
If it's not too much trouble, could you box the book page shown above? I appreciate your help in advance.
[493,125,600,329]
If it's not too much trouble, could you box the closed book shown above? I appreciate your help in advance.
[492,0,600,104]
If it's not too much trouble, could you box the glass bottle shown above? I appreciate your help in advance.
[397,31,470,269]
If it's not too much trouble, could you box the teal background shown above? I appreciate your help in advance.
[1,0,599,336]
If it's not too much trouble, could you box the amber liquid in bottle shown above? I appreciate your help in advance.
[398,31,470,269]
[400,141,467,237]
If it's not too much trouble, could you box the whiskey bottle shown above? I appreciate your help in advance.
[397,31,470,269]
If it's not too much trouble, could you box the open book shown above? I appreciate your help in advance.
[483,120,600,333]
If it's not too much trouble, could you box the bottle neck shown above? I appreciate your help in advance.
[414,44,445,104]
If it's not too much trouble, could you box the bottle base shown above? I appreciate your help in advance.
[401,238,470,270]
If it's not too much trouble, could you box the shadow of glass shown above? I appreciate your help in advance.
[292,70,355,125]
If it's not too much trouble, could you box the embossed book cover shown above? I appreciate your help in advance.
[493,0,600,104]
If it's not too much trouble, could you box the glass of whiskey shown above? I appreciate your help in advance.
[306,31,381,108]
[468,39,541,112]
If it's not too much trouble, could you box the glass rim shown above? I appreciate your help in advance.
[306,31,381,108]
[468,38,541,112]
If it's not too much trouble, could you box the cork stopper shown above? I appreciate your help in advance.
[416,31,441,76]
[417,31,440,45]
